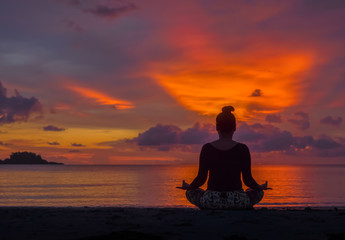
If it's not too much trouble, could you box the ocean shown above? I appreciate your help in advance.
[1,164,345,208]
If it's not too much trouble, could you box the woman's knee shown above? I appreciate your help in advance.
[255,189,264,204]
[245,189,264,205]
[186,188,204,207]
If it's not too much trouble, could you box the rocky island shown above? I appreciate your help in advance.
[0,151,63,165]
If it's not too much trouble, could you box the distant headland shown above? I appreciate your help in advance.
[0,151,64,165]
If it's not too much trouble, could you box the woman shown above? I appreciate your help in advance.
[179,106,270,209]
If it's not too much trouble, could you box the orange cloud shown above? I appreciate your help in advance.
[66,85,134,109]
[145,21,314,119]
[149,53,313,118]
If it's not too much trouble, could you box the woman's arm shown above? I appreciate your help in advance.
[241,145,260,189]
[188,144,209,189]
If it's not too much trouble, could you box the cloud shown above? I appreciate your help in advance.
[250,89,262,97]
[293,136,314,149]
[265,114,282,123]
[63,0,81,6]
[236,123,345,156]
[0,82,42,124]
[66,84,134,110]
[288,111,310,130]
[135,124,181,146]
[131,122,297,152]
[69,149,80,152]
[127,121,345,157]
[180,123,216,144]
[83,3,137,20]
[233,123,266,142]
[295,112,308,119]
[235,123,294,152]
[320,116,342,127]
[47,141,60,145]
[97,140,122,147]
[312,135,341,150]
[71,142,86,147]
[131,122,217,150]
[0,141,10,146]
[62,19,84,33]
[43,125,66,131]
[309,135,345,157]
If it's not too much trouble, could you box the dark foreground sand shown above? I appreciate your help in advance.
[1,207,345,240]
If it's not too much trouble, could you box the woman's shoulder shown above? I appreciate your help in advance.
[235,142,248,148]
[233,142,250,151]
[201,142,213,149]
[203,141,249,151]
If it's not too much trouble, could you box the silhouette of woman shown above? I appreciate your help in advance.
[178,106,270,209]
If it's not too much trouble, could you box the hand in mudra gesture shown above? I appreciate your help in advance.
[176,180,190,190]
[260,181,272,190]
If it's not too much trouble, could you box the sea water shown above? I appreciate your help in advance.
[0,164,345,208]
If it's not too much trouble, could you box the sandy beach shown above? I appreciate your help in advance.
[1,207,344,240]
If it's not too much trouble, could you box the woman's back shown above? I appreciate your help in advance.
[199,142,258,191]
[204,143,245,191]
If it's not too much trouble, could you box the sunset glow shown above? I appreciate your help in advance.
[152,53,313,117]
[67,85,134,110]
[0,0,344,165]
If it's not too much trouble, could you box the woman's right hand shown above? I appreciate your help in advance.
[260,181,272,190]
[176,180,191,190]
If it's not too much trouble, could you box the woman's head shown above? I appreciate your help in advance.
[216,106,236,134]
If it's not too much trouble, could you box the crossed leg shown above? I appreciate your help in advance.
[245,188,264,205]
[185,188,205,208]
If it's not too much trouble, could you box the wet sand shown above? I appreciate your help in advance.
[1,207,345,240]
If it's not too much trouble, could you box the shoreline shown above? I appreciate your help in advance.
[1,207,345,240]
[1,204,345,210]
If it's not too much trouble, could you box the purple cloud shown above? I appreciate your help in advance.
[180,123,216,144]
[310,135,345,157]
[295,111,309,119]
[293,136,314,149]
[320,116,342,127]
[265,114,282,123]
[128,121,345,157]
[135,124,181,146]
[312,135,341,150]
[62,19,84,33]
[43,125,66,131]
[71,142,86,147]
[0,82,42,124]
[234,123,266,142]
[83,3,137,19]
[132,123,217,149]
[69,149,80,152]
[236,123,345,156]
[64,0,81,6]
[235,123,294,152]
[288,111,310,130]
[47,141,60,145]
[250,89,262,97]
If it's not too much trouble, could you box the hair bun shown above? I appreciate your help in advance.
[222,106,235,113]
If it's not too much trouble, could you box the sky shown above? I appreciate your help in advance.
[0,0,345,165]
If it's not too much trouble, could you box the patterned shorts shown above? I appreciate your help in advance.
[186,188,264,209]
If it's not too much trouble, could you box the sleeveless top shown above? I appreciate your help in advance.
[189,143,259,191]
